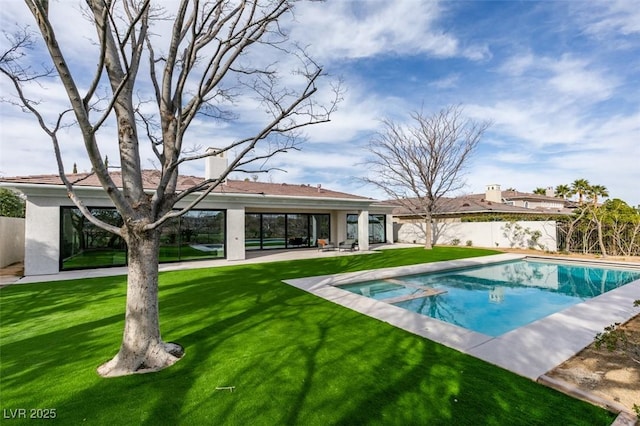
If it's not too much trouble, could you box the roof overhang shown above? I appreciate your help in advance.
[0,182,392,212]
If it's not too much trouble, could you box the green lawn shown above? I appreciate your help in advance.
[0,247,615,425]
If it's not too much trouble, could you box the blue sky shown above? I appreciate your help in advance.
[1,1,639,206]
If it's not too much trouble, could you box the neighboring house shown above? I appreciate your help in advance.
[486,184,574,212]
[390,184,574,224]
[389,184,573,249]
[0,155,394,276]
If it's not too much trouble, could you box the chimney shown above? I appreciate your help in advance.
[485,184,502,203]
[204,147,228,182]
[317,184,322,193]
[545,186,555,197]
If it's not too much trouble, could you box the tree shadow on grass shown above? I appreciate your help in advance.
[34,269,309,424]
[0,251,616,425]
[0,276,126,326]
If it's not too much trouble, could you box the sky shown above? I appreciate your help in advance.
[1,1,639,207]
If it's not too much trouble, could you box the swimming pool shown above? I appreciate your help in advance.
[337,259,640,337]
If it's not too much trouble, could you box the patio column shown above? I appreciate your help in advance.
[334,211,347,243]
[358,210,369,251]
[24,199,60,275]
[226,206,245,261]
[385,214,394,243]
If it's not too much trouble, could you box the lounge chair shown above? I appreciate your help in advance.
[317,239,336,251]
[338,239,358,251]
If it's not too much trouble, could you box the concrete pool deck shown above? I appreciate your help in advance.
[283,253,640,381]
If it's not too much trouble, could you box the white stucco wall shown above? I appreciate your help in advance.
[0,217,25,268]
[225,207,245,261]
[357,210,369,251]
[24,200,61,275]
[396,219,428,245]
[396,220,558,251]
[385,215,394,244]
[334,211,347,243]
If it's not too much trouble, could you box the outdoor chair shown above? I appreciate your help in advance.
[338,239,358,251]
[317,239,336,251]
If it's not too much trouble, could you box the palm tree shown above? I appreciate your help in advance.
[555,184,572,199]
[588,184,609,206]
[571,178,590,205]
[532,187,546,195]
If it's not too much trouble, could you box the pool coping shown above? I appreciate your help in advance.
[283,253,640,382]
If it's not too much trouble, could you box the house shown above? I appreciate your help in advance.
[389,184,574,249]
[0,154,394,276]
[391,184,574,223]
[485,184,574,211]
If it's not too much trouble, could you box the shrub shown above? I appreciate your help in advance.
[594,304,640,375]
[451,238,460,246]
[0,188,25,218]
[465,240,473,247]
[594,323,627,351]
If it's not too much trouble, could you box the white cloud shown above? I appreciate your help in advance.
[462,44,492,62]
[493,152,533,164]
[464,104,640,205]
[290,1,486,61]
[497,53,617,102]
[574,0,640,38]
[429,73,460,89]
[547,56,616,100]
[498,53,535,76]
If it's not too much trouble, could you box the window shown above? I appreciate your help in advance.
[161,210,226,261]
[245,213,262,250]
[369,214,386,244]
[346,214,359,240]
[61,207,126,270]
[311,214,330,245]
[287,214,309,247]
[262,214,286,249]
[61,207,225,270]
[346,213,387,244]
[244,213,330,250]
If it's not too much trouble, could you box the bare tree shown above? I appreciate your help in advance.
[362,105,490,249]
[1,0,340,377]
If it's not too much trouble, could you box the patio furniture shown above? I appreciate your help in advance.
[317,239,336,251]
[288,237,306,247]
[338,239,358,251]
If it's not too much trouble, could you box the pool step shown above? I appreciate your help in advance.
[381,279,447,304]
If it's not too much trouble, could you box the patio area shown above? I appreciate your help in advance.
[1,243,418,286]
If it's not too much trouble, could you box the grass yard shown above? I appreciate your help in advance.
[0,247,616,425]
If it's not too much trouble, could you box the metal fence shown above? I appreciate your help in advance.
[556,222,640,256]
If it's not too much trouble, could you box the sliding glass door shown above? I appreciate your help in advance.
[244,213,330,250]
[346,213,387,244]
[61,207,226,270]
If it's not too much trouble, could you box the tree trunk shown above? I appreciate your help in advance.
[593,212,608,258]
[424,215,433,250]
[564,221,574,253]
[97,227,184,377]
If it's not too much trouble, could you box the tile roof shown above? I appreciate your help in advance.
[386,195,572,216]
[467,191,569,203]
[0,170,370,200]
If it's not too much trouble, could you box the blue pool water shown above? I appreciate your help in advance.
[339,259,640,337]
